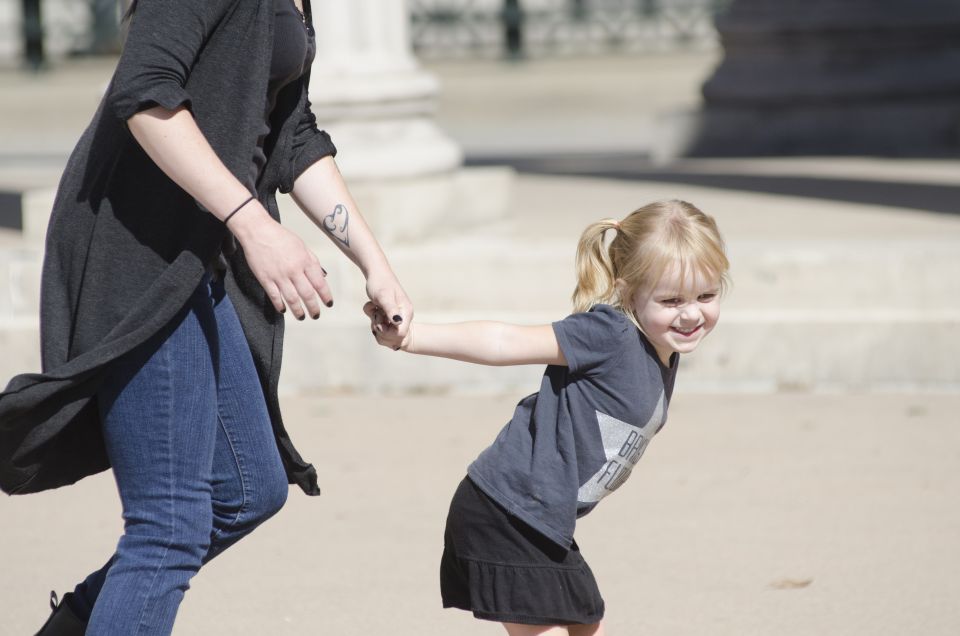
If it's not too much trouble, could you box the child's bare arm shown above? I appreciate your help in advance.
[364,302,566,367]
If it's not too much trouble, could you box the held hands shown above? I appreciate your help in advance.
[365,271,412,332]
[363,269,413,346]
[363,301,410,351]
[228,203,332,320]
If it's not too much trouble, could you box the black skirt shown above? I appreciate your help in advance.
[440,476,605,625]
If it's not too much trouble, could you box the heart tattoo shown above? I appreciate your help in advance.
[322,203,350,247]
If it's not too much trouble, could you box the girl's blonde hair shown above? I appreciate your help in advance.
[572,200,730,317]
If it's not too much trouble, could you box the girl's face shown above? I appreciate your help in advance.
[626,265,722,366]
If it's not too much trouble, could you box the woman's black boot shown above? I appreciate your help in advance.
[34,591,87,635]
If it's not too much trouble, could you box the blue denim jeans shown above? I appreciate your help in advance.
[71,275,288,635]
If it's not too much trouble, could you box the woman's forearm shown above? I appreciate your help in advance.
[290,157,392,278]
[127,106,264,224]
[295,157,412,329]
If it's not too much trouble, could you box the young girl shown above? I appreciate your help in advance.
[366,199,730,635]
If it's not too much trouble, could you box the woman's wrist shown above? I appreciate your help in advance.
[225,201,274,242]
[223,195,256,226]
[358,253,394,281]
[363,263,402,297]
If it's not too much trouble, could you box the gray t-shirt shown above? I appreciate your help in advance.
[467,304,678,549]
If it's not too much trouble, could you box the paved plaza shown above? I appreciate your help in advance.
[3,392,960,635]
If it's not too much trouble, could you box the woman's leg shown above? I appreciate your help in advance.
[502,622,605,636]
[203,279,287,561]
[503,625,568,635]
[569,621,605,636]
[84,281,221,636]
[65,280,287,626]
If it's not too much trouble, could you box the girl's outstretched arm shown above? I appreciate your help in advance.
[364,303,567,367]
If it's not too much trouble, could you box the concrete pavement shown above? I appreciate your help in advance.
[2,392,959,635]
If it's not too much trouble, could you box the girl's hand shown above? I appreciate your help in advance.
[363,301,409,351]
[229,205,332,320]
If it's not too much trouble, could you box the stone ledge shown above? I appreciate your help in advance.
[277,310,960,395]
[3,311,957,394]
[0,317,40,386]
[0,185,54,244]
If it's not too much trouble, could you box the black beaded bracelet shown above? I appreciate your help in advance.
[223,195,256,226]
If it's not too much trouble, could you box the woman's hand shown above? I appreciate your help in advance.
[229,204,332,320]
[124,106,332,319]
[364,269,413,339]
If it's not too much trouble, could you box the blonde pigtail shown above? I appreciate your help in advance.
[572,219,621,312]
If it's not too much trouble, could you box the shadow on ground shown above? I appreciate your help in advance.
[469,153,960,217]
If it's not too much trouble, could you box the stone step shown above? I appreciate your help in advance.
[4,308,957,394]
[3,171,958,393]
[0,241,42,320]
[0,317,41,387]
[308,234,960,314]
[278,309,960,394]
[7,169,960,315]
[2,231,960,323]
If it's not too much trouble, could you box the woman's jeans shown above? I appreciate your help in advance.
[71,275,289,635]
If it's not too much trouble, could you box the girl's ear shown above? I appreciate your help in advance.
[614,278,628,299]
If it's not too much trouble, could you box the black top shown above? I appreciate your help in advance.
[0,0,336,496]
[250,0,317,188]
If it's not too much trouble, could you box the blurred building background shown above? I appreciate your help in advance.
[2,0,726,65]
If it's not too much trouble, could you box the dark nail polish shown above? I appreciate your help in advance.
[393,346,400,351]
[392,314,402,323]
[326,300,334,308]
[321,267,328,276]
[312,314,320,320]
[297,315,305,322]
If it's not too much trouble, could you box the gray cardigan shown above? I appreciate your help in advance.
[0,0,335,495]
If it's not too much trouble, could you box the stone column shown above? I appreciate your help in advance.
[87,0,122,54]
[307,0,462,180]
[685,0,960,156]
[288,0,513,248]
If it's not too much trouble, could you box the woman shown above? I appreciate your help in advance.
[0,0,411,633]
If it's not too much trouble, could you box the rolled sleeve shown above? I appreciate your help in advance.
[109,83,194,123]
[280,92,337,193]
[106,0,234,121]
[552,305,631,376]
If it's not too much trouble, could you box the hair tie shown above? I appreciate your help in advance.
[612,220,621,230]
[223,195,256,226]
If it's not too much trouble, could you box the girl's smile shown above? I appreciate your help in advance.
[670,324,703,338]
[626,265,722,365]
